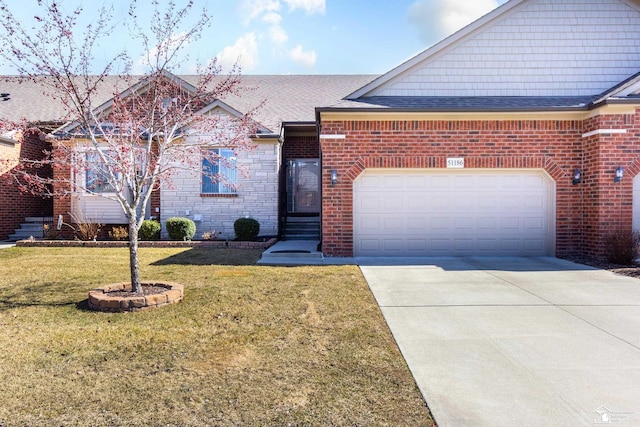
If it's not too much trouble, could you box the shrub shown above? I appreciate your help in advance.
[605,229,640,265]
[234,217,260,241]
[138,220,161,240]
[74,221,102,241]
[202,230,221,241]
[166,217,196,241]
[108,226,129,241]
[70,211,102,241]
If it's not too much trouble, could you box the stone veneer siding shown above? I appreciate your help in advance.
[161,140,280,240]
[319,109,640,259]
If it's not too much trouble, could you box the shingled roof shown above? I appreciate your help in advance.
[0,74,377,133]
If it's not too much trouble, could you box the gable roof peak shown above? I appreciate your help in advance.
[347,0,527,100]
[347,0,640,100]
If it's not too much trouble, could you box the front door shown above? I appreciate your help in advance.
[287,159,320,213]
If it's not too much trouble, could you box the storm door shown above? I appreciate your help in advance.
[286,159,320,213]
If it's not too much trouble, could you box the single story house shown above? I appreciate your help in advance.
[1,0,640,261]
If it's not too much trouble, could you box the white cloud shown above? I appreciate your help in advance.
[289,44,317,68]
[262,12,282,25]
[133,31,191,74]
[217,33,259,72]
[283,0,325,14]
[269,25,288,44]
[408,0,498,44]
[262,12,288,44]
[240,0,280,26]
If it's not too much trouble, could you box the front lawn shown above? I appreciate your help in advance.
[0,247,433,426]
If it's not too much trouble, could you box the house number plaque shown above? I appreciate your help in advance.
[446,157,464,168]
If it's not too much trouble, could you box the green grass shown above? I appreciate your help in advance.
[0,247,433,426]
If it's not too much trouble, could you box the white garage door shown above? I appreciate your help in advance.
[353,169,555,257]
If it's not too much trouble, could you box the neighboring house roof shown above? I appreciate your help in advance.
[0,74,376,133]
[347,0,640,99]
[183,75,377,132]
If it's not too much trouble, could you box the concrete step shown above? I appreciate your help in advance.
[284,216,320,240]
[24,216,54,223]
[285,234,320,240]
[8,217,53,241]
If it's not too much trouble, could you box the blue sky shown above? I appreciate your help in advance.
[2,0,509,75]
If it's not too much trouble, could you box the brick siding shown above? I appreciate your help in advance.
[283,134,319,160]
[0,129,52,240]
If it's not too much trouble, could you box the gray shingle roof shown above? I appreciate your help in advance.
[325,95,599,112]
[0,74,377,132]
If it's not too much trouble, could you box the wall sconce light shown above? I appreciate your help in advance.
[572,169,581,185]
[331,169,338,186]
[614,166,624,183]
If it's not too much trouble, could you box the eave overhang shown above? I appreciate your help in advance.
[316,97,640,123]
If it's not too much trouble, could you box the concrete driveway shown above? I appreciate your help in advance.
[359,257,640,426]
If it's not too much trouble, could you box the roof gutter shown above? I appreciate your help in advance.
[0,135,16,147]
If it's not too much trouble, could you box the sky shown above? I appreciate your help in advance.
[0,0,509,75]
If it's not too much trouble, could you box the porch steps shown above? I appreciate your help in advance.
[7,217,53,241]
[284,216,320,240]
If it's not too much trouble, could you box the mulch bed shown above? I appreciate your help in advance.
[561,255,640,279]
[105,284,171,298]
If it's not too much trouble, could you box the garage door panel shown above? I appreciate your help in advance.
[500,217,520,230]
[502,175,521,188]
[382,175,403,188]
[407,196,429,208]
[359,174,382,188]
[453,217,474,230]
[501,195,520,208]
[523,239,544,251]
[477,239,498,251]
[354,169,554,257]
[383,239,404,252]
[524,217,544,230]
[407,238,427,250]
[358,217,380,230]
[407,217,428,230]
[383,217,403,231]
[477,217,497,230]
[524,196,545,209]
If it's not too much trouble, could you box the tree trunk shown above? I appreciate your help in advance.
[128,215,142,294]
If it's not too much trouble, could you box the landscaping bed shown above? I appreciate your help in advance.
[562,254,640,279]
[15,237,277,249]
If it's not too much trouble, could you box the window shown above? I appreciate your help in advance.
[202,148,237,194]
[85,150,115,193]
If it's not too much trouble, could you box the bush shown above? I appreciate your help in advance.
[108,226,129,241]
[166,217,196,241]
[138,220,161,240]
[605,229,640,265]
[234,217,260,241]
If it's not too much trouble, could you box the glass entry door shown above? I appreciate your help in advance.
[287,159,320,213]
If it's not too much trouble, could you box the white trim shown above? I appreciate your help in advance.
[0,135,16,147]
[319,134,346,139]
[582,129,628,138]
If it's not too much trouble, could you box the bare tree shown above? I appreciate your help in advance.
[0,0,259,293]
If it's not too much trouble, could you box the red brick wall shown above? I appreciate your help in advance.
[320,111,640,258]
[0,129,52,240]
[283,134,319,160]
